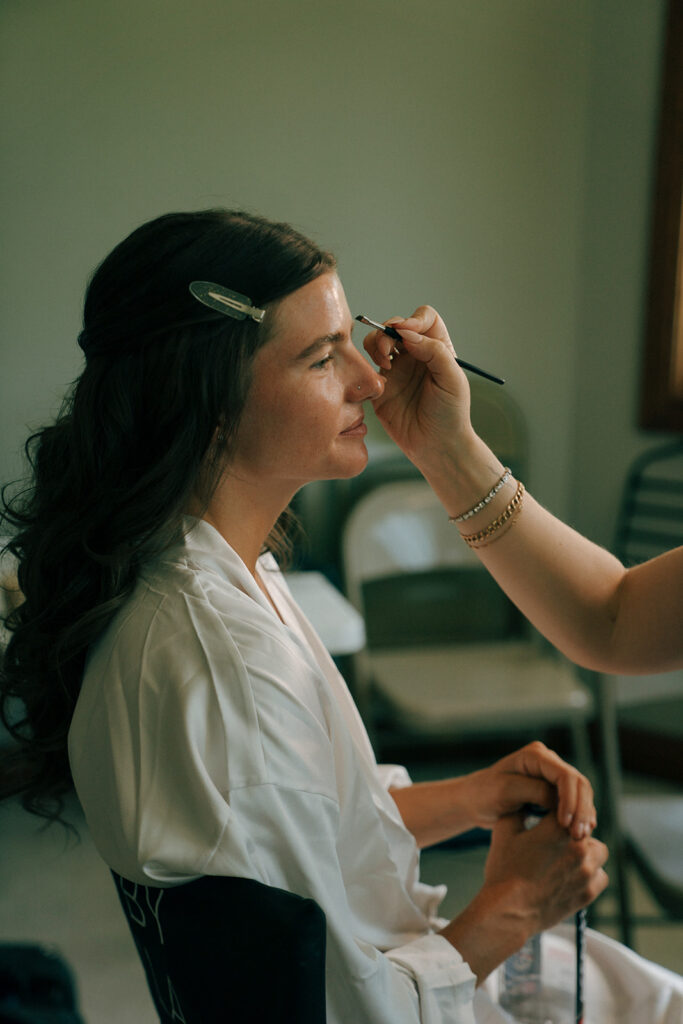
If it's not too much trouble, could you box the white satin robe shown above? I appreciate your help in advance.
[68,518,683,1024]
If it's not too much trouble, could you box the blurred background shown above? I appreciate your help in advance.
[1,1,682,1019]
[2,0,678,540]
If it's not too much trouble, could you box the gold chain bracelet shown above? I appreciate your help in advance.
[460,480,525,547]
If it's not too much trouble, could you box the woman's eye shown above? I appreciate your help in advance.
[311,353,333,370]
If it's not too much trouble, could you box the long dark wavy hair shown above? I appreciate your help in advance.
[0,208,336,824]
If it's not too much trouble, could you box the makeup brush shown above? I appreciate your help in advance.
[355,314,505,385]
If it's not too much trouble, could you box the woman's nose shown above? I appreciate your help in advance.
[352,354,385,400]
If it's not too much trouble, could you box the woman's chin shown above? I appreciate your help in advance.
[324,444,369,481]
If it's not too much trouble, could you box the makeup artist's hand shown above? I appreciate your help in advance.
[362,305,474,469]
[461,741,597,841]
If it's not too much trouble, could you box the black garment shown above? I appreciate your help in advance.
[112,871,327,1024]
[0,944,84,1024]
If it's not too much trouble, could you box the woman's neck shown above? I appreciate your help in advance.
[189,471,295,576]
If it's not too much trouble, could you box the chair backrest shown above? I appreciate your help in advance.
[610,440,683,708]
[341,479,525,649]
[343,479,480,586]
[614,439,683,566]
[595,442,683,834]
[467,373,528,474]
[590,444,683,945]
[112,872,327,1024]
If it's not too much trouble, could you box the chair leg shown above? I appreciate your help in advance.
[569,719,593,779]
[614,839,635,950]
[594,673,637,949]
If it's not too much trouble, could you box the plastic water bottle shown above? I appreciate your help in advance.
[498,807,575,1024]
[499,930,544,1022]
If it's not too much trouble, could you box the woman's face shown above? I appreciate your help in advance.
[229,272,384,494]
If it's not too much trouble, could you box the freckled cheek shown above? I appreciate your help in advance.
[242,380,344,459]
[285,384,341,431]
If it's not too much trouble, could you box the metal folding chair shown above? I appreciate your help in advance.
[593,440,683,948]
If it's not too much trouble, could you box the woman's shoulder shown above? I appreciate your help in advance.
[119,558,249,652]
[88,539,299,687]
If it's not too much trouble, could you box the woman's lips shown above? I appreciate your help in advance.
[340,417,367,437]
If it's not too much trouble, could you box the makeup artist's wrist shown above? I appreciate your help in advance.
[415,431,508,521]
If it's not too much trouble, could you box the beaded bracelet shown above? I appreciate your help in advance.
[449,468,511,523]
[460,480,525,547]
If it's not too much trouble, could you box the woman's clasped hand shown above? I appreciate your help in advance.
[460,741,597,837]
[389,740,608,984]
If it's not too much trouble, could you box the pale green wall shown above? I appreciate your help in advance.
[570,0,676,544]
[0,0,675,546]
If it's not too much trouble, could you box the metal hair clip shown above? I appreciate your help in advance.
[189,281,265,323]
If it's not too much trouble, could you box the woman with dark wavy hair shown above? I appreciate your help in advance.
[0,209,331,818]
[1,209,678,1022]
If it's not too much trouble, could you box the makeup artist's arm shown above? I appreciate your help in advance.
[388,742,596,847]
[364,307,683,675]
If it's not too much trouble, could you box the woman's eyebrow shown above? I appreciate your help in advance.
[295,325,353,361]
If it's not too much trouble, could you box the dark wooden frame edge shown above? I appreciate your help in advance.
[640,0,683,432]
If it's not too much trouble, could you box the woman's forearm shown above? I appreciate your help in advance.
[417,432,683,674]
[389,777,474,849]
